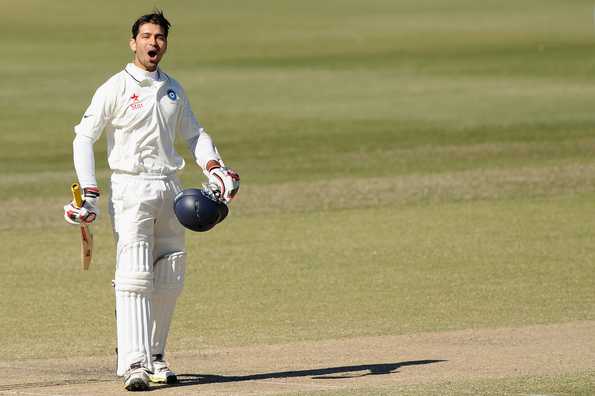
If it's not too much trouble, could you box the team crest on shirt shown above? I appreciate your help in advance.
[167,89,177,101]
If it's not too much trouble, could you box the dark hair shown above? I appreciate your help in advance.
[131,10,171,39]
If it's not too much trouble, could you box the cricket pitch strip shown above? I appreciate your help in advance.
[0,321,593,395]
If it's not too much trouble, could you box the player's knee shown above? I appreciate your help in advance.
[115,270,154,294]
[115,240,154,294]
[117,240,152,272]
[153,251,185,298]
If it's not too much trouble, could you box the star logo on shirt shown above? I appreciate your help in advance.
[129,93,144,110]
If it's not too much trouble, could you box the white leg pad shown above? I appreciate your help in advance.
[115,241,154,376]
[151,251,186,357]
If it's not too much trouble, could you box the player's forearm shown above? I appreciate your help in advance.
[73,134,98,188]
[187,130,224,174]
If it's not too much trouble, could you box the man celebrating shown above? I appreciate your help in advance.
[63,10,239,391]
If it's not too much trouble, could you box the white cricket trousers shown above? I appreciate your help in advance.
[109,172,186,376]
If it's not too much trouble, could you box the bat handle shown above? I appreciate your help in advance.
[71,183,84,208]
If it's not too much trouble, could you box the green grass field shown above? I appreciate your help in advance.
[2,0,595,394]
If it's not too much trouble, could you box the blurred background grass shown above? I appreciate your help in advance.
[1,4,595,393]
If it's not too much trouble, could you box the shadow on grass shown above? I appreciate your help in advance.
[152,359,446,390]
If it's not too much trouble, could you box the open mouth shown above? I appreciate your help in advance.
[148,50,158,58]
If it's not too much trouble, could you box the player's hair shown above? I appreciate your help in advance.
[131,9,171,39]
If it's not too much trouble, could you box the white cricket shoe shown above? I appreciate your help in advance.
[149,354,178,384]
[123,362,151,391]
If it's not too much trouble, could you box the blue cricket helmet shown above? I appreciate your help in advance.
[173,188,229,232]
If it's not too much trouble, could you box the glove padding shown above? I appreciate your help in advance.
[64,187,100,225]
[207,167,240,204]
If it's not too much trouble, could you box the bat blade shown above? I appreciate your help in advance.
[80,223,93,270]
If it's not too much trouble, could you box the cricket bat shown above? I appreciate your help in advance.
[71,183,93,270]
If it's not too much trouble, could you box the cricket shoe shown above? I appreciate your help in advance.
[123,362,151,391]
[149,354,178,384]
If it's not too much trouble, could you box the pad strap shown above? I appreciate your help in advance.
[115,271,154,294]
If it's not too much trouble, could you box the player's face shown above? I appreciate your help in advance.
[129,23,168,71]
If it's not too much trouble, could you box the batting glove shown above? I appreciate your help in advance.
[63,187,100,225]
[207,166,240,204]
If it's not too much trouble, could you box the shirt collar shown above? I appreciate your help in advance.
[124,63,163,86]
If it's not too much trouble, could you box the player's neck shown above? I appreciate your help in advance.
[129,62,160,82]
[133,59,158,73]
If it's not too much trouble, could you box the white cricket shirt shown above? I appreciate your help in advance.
[75,63,218,175]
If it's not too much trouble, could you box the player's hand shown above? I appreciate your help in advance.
[63,187,100,224]
[207,167,240,203]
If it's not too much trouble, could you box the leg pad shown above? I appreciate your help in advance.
[114,241,154,376]
[151,251,186,356]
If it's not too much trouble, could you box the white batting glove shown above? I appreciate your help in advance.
[63,187,100,225]
[207,166,240,203]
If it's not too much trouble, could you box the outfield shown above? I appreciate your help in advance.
[2,0,595,394]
